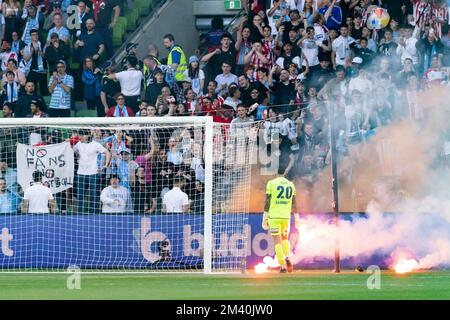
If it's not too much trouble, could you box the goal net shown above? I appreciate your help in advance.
[0,117,256,273]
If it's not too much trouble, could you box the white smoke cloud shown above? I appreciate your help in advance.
[291,194,450,269]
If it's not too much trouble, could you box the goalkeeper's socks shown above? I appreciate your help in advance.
[282,239,291,258]
[275,244,285,268]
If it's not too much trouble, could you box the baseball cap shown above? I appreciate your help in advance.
[126,43,138,52]
[120,148,131,154]
[352,57,363,64]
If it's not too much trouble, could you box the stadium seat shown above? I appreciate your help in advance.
[135,0,152,16]
[126,8,140,31]
[112,25,124,47]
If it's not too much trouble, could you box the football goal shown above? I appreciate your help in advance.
[0,117,256,273]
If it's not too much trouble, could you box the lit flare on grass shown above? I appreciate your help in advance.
[394,258,418,274]
[254,256,279,274]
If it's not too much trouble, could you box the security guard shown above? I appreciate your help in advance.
[162,33,187,85]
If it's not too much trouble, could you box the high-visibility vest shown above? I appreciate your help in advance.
[167,45,187,82]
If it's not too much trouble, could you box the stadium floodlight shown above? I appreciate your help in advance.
[0,117,256,274]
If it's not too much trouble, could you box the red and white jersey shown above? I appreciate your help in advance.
[262,38,275,69]
[431,5,447,38]
[405,89,425,121]
[250,51,272,81]
[0,51,18,72]
[423,67,447,86]
[413,0,432,30]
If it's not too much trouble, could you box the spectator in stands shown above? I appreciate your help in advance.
[199,16,226,53]
[147,43,160,61]
[2,71,19,109]
[43,1,68,32]
[122,43,143,71]
[22,171,57,214]
[143,55,162,95]
[100,64,121,115]
[116,147,138,189]
[163,33,188,84]
[223,84,242,111]
[100,175,133,213]
[92,0,120,60]
[48,60,74,117]
[379,28,399,60]
[243,40,271,71]
[70,1,92,39]
[276,8,302,44]
[2,103,14,118]
[26,99,49,118]
[82,56,103,116]
[269,66,296,113]
[44,33,70,74]
[183,56,204,96]
[132,166,155,214]
[162,176,190,213]
[230,103,253,134]
[396,26,419,66]
[0,160,17,194]
[135,101,148,117]
[332,24,355,69]
[2,0,21,43]
[23,29,48,96]
[275,41,302,69]
[21,5,42,46]
[416,30,444,74]
[201,33,237,77]
[145,69,165,105]
[46,12,70,45]
[108,56,143,113]
[74,129,111,214]
[75,18,105,64]
[423,54,448,87]
[235,21,253,76]
[10,32,25,62]
[152,148,175,206]
[1,41,18,72]
[106,92,135,117]
[0,177,20,214]
[215,61,238,97]
[2,59,27,89]
[14,81,47,117]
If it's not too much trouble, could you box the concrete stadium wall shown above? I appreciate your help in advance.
[133,0,199,62]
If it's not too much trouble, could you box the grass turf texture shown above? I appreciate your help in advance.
[0,270,449,300]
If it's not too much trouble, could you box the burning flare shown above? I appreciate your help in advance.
[393,258,418,274]
[254,256,279,274]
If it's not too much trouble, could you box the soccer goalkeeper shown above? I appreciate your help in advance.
[263,165,300,273]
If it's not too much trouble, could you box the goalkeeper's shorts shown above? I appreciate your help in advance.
[268,218,290,237]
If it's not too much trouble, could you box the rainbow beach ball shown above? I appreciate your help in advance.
[366,7,390,30]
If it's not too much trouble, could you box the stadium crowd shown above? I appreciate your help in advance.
[2,0,450,214]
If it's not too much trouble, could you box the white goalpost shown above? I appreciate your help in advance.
[0,117,256,273]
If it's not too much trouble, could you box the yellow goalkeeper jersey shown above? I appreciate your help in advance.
[266,176,296,219]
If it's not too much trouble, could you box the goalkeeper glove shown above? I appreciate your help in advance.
[294,214,301,230]
[262,212,269,230]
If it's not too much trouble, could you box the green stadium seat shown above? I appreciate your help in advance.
[112,26,124,47]
[126,8,139,31]
[135,0,151,16]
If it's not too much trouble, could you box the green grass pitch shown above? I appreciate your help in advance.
[0,270,449,300]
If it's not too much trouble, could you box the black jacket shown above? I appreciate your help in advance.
[14,93,47,118]
[44,41,71,73]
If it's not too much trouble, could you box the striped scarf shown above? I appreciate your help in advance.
[114,105,130,117]
[4,81,18,103]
